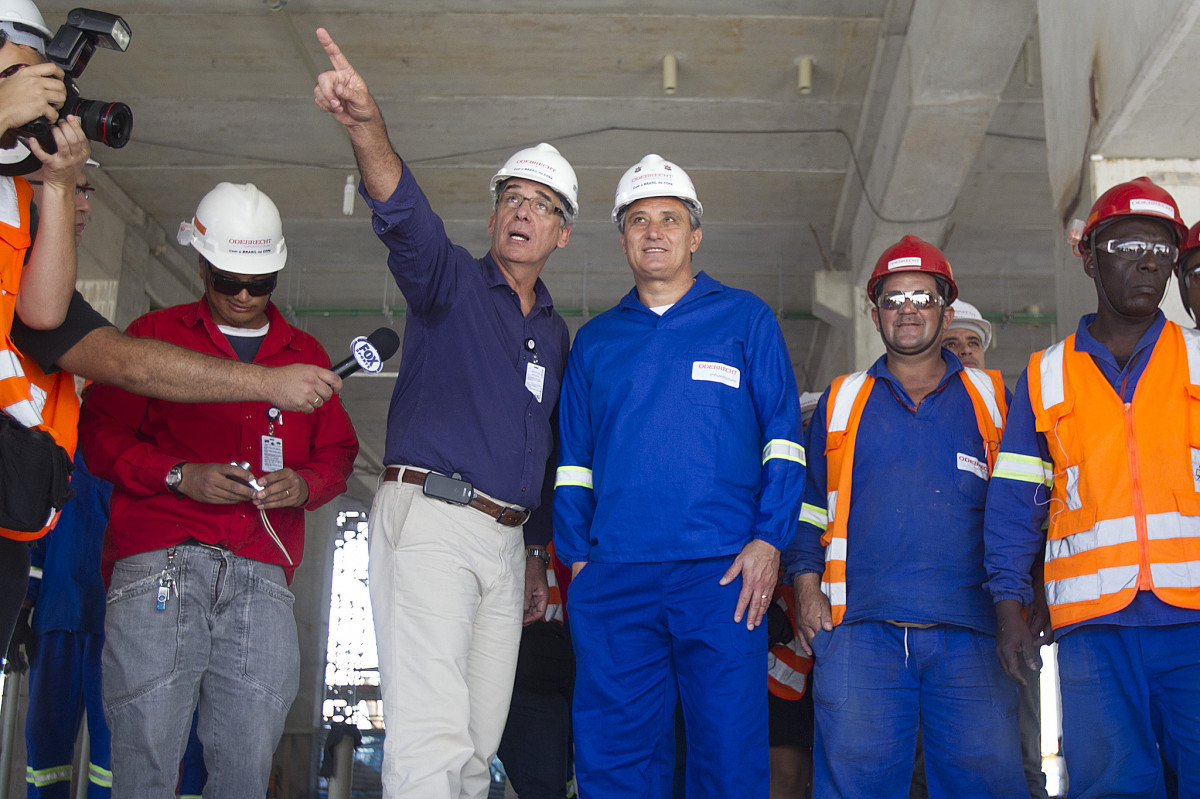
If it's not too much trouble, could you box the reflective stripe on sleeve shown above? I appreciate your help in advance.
[554,465,593,490]
[992,452,1053,486]
[762,438,805,466]
[799,502,828,531]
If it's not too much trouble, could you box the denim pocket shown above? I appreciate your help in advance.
[102,557,181,708]
[241,568,299,707]
[811,625,849,711]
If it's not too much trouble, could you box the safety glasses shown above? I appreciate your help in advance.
[205,262,277,297]
[1096,238,1178,266]
[878,289,941,311]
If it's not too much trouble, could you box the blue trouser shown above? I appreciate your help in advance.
[568,558,767,799]
[102,545,299,799]
[1058,623,1200,799]
[811,621,1023,799]
[25,632,110,798]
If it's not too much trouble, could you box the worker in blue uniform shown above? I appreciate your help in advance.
[553,154,804,799]
[784,235,1024,799]
[985,176,1200,799]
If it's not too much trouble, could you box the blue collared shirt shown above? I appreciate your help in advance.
[784,351,1003,634]
[362,166,569,512]
[984,312,1200,634]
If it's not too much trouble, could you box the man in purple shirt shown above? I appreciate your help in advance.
[314,29,576,799]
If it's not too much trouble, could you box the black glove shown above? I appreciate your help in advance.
[4,605,31,674]
[765,601,794,649]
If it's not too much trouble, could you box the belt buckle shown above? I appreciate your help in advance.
[498,506,531,527]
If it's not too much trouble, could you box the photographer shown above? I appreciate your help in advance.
[0,0,91,332]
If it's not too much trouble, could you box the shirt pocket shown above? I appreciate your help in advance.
[684,345,747,412]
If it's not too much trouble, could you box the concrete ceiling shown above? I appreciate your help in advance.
[38,0,1193,501]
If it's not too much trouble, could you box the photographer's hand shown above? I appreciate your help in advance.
[31,115,89,180]
[0,62,65,135]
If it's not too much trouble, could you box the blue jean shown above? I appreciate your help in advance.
[102,545,299,799]
[569,558,768,799]
[1058,623,1200,799]
[811,621,1023,799]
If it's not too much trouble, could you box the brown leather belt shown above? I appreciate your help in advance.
[384,466,530,528]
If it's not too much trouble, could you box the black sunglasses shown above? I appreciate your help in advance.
[205,261,277,297]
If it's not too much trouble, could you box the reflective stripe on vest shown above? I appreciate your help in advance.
[818,367,1007,625]
[0,178,79,541]
[1031,323,1200,627]
[767,584,813,700]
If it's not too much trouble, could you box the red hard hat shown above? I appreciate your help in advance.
[1177,221,1200,320]
[867,235,958,305]
[1080,176,1187,250]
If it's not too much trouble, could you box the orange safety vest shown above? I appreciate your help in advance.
[0,176,80,541]
[1028,323,1200,628]
[814,367,1008,626]
[767,581,812,700]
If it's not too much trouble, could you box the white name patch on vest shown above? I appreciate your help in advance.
[1192,448,1200,492]
[692,361,741,389]
[957,452,988,481]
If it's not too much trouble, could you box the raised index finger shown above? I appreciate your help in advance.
[316,27,352,72]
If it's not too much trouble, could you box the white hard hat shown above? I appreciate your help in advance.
[611,153,703,225]
[0,0,51,41]
[490,142,579,220]
[949,299,993,350]
[177,183,287,275]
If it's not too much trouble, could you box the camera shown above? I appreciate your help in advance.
[13,8,132,158]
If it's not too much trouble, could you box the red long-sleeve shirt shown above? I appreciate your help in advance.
[79,299,358,584]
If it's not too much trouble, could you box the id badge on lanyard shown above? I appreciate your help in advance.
[262,406,284,473]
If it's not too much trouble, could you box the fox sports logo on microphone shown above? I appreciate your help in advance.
[350,336,384,374]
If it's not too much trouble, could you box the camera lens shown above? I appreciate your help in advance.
[63,95,133,149]
[81,100,132,149]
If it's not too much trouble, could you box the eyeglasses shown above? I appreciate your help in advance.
[27,180,94,200]
[878,289,942,311]
[1096,238,1178,266]
[205,262,277,297]
[0,62,26,79]
[498,190,561,218]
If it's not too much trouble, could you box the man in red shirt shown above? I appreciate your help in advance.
[79,182,358,797]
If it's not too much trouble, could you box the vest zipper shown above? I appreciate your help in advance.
[1124,401,1152,590]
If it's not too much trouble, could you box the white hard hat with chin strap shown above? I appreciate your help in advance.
[177,183,287,275]
[611,153,703,226]
[490,142,579,221]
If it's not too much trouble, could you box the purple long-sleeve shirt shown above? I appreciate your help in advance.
[362,165,569,523]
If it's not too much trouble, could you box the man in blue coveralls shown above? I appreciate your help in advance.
[985,176,1200,798]
[553,154,805,798]
[785,235,1024,798]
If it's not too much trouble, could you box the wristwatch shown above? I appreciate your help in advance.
[525,546,551,566]
[165,462,186,495]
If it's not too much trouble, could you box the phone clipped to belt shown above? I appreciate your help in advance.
[423,471,474,505]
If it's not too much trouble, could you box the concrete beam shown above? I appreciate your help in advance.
[815,0,1036,374]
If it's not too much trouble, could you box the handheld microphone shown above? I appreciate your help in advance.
[332,327,400,379]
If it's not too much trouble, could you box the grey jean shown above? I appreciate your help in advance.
[102,544,299,798]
